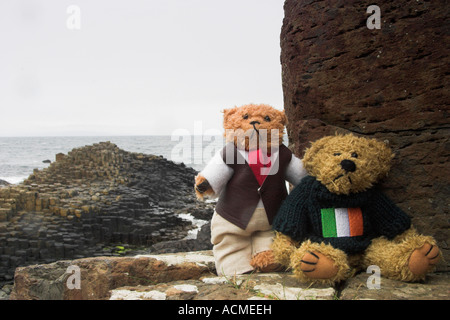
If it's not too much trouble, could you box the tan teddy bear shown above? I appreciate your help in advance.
[272,134,441,284]
[195,103,307,276]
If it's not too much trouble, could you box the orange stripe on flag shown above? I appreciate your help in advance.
[348,208,363,236]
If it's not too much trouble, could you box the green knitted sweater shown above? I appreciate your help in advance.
[272,176,411,254]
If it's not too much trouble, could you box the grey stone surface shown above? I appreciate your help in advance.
[6,250,449,300]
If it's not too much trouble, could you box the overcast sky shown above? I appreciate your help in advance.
[0,0,285,137]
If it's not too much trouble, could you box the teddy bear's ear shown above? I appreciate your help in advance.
[222,107,239,124]
[302,135,335,172]
[368,138,395,178]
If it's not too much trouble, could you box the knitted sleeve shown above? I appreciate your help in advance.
[368,190,411,239]
[272,177,311,241]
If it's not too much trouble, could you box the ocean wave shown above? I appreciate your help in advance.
[0,176,27,185]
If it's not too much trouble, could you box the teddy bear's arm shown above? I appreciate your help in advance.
[285,154,308,187]
[194,149,233,200]
[369,190,412,239]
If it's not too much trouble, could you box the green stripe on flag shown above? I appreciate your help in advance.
[321,208,337,238]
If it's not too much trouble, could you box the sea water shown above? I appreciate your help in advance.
[0,135,225,184]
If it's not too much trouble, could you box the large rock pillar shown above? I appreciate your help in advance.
[281,0,449,268]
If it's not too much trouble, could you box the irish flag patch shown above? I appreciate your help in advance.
[320,208,363,238]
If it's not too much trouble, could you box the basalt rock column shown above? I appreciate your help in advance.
[281,0,449,268]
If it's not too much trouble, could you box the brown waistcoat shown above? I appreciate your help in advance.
[215,143,293,230]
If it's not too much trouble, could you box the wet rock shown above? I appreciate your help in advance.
[0,142,211,281]
[0,179,10,187]
[148,222,213,254]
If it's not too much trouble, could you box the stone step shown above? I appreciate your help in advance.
[7,250,450,300]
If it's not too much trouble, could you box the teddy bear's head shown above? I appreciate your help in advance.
[303,134,394,195]
[222,104,286,151]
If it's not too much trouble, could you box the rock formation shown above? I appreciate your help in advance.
[0,180,10,187]
[7,250,449,300]
[0,142,213,281]
[280,0,449,268]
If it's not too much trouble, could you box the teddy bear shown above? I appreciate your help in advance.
[271,134,441,284]
[194,103,307,276]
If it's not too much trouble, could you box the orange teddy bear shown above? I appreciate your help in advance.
[195,103,307,276]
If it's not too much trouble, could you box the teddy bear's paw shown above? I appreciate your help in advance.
[250,250,285,273]
[408,243,440,276]
[299,251,338,280]
[194,174,214,201]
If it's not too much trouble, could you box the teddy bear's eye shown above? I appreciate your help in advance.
[243,114,249,120]
[334,153,341,156]
[264,116,271,122]
[351,152,358,158]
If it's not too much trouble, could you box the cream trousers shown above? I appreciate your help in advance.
[210,208,274,276]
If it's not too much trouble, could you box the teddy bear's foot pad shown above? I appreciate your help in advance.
[300,251,339,280]
[408,243,440,276]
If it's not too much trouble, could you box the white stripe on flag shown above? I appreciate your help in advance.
[335,208,350,237]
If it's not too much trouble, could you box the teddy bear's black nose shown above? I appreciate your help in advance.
[250,121,260,125]
[340,159,356,172]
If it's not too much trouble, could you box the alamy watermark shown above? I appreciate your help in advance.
[64,4,381,31]
[66,265,81,290]
[66,5,81,30]
[367,5,381,30]
[170,122,282,174]
[366,265,381,289]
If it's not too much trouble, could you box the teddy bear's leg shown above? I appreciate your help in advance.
[363,228,441,282]
[271,232,299,268]
[212,236,254,276]
[210,212,254,275]
[250,250,284,273]
[290,240,351,284]
[245,208,284,272]
[249,230,284,273]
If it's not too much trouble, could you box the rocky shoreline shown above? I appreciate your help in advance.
[0,142,214,290]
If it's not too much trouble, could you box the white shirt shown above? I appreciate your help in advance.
[200,147,307,204]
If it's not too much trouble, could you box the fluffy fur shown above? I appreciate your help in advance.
[195,103,288,272]
[195,103,286,200]
[290,240,352,285]
[362,228,441,282]
[302,134,394,195]
[223,103,286,152]
[272,134,441,284]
